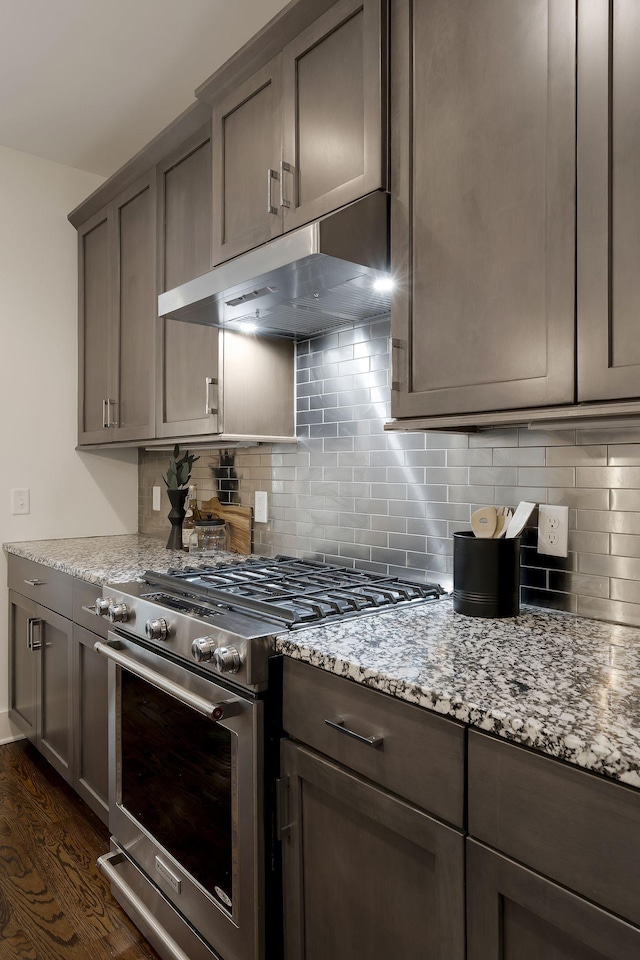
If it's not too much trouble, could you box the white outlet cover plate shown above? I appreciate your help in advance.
[537,504,569,557]
[152,486,161,511]
[255,491,268,523]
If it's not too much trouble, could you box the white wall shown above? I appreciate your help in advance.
[0,144,139,736]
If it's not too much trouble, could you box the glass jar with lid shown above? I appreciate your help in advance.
[188,517,230,555]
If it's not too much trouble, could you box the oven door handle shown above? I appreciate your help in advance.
[98,851,193,960]
[94,640,241,721]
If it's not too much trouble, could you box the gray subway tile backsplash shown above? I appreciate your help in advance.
[138,317,640,628]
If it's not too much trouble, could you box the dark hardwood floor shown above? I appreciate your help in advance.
[0,740,160,960]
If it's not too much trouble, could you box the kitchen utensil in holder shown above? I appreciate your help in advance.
[453,531,521,617]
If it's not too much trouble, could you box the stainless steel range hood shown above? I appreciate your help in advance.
[158,192,391,339]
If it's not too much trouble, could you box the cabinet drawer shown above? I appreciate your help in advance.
[72,579,108,639]
[468,731,640,927]
[282,658,465,827]
[8,555,72,618]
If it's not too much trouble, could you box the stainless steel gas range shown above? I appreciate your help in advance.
[93,557,444,960]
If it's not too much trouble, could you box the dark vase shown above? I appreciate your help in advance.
[166,488,188,550]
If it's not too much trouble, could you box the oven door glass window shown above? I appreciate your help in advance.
[120,671,233,906]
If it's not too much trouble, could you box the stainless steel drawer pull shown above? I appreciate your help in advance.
[81,604,98,616]
[280,160,292,209]
[267,167,279,215]
[205,377,218,416]
[27,617,42,651]
[97,851,192,960]
[325,716,384,748]
[24,578,45,586]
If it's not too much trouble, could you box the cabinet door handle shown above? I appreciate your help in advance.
[24,578,45,586]
[267,168,279,215]
[102,399,109,429]
[105,398,118,428]
[324,716,384,748]
[391,338,404,392]
[280,160,292,209]
[27,617,42,651]
[205,377,218,416]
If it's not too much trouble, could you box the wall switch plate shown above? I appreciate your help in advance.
[537,504,569,557]
[255,491,268,523]
[11,488,30,515]
[152,486,161,511]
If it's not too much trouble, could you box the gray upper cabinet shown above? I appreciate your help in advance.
[212,59,283,266]
[577,0,640,403]
[390,0,576,422]
[78,172,156,445]
[211,0,386,266]
[156,126,221,438]
[280,0,386,232]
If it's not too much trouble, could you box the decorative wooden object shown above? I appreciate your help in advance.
[197,497,253,555]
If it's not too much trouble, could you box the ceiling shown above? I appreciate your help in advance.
[0,0,290,178]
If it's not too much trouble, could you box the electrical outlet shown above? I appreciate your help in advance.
[255,491,269,523]
[537,504,569,557]
[11,488,30,515]
[152,486,161,511]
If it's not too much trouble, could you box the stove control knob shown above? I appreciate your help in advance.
[95,597,114,616]
[192,637,217,662]
[108,602,129,623]
[213,646,241,675]
[145,618,169,641]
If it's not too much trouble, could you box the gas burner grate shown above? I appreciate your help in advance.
[143,558,445,627]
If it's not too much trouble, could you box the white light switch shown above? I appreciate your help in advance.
[11,488,30,515]
[255,491,268,523]
[152,486,162,511]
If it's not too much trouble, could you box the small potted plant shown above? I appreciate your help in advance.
[163,445,199,550]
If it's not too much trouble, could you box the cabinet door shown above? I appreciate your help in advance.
[280,739,465,960]
[39,607,74,785]
[157,129,220,438]
[281,0,386,231]
[577,1,640,401]
[212,57,283,265]
[111,173,157,441]
[467,841,640,959]
[77,206,113,445]
[8,590,39,744]
[390,0,576,420]
[73,624,109,824]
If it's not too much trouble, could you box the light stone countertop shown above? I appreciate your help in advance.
[3,534,245,585]
[275,597,640,788]
[5,535,640,787]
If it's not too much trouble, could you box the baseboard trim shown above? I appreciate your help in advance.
[0,712,26,745]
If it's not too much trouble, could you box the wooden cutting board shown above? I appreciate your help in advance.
[197,497,252,555]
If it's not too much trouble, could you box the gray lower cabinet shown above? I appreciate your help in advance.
[212,0,386,266]
[9,588,74,785]
[280,658,465,959]
[280,739,465,960]
[467,840,640,959]
[7,559,109,824]
[72,579,109,824]
[78,172,156,445]
[468,731,640,956]
[390,0,576,422]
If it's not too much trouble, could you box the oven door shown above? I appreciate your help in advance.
[96,630,263,960]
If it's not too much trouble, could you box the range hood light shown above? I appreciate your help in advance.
[373,275,394,293]
[234,320,258,334]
